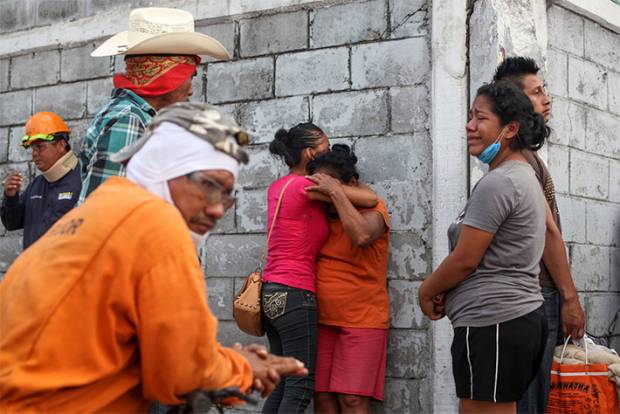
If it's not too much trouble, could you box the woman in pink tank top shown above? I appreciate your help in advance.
[260,123,377,414]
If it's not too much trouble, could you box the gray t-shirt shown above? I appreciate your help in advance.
[445,160,545,328]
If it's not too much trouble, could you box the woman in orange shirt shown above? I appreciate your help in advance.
[306,145,390,414]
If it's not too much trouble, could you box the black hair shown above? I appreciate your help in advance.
[493,56,541,86]
[307,144,359,183]
[269,122,325,168]
[476,81,549,151]
[52,132,71,151]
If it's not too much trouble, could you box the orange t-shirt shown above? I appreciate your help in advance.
[316,199,390,329]
[0,177,252,413]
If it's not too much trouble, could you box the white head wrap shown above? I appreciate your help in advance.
[126,121,240,247]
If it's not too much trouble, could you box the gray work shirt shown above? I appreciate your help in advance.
[445,160,545,328]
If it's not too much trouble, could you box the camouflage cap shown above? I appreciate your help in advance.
[110,102,250,164]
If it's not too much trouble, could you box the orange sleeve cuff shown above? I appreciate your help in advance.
[206,347,254,406]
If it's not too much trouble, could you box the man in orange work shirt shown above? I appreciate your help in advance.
[0,103,306,413]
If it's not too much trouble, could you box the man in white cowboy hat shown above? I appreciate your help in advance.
[0,103,306,413]
[78,7,231,202]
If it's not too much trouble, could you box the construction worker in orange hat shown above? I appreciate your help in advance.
[1,112,81,249]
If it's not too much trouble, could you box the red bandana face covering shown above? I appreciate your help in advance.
[113,55,200,97]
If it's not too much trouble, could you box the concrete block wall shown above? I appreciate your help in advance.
[1,0,617,411]
[0,0,432,411]
[201,2,433,411]
[546,4,620,349]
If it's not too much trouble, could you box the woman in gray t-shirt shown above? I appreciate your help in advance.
[419,81,551,413]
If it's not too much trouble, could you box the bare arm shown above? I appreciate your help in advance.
[305,173,384,245]
[342,183,379,208]
[329,185,385,247]
[542,200,585,339]
[306,175,378,208]
[418,225,495,320]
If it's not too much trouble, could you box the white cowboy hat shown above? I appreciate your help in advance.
[91,8,230,60]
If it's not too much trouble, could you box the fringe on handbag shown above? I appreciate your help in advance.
[233,178,295,336]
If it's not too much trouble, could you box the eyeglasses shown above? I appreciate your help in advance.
[186,172,236,211]
[29,141,55,153]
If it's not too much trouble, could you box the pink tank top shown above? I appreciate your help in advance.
[262,175,329,292]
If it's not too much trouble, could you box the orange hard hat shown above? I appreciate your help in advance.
[24,112,70,136]
[22,112,70,148]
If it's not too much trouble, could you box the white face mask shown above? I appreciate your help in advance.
[161,181,208,251]
[190,231,209,249]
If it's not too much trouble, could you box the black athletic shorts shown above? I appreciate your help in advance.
[451,306,548,403]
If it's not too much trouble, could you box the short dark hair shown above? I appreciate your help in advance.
[52,132,71,151]
[493,56,541,86]
[307,144,359,183]
[476,81,549,151]
[269,123,325,168]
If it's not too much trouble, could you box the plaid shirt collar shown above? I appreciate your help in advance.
[111,88,157,116]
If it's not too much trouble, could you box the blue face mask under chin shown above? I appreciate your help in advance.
[477,129,506,164]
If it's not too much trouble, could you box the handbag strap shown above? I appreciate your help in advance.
[258,177,296,270]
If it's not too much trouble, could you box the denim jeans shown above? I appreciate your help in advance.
[517,287,561,413]
[261,282,317,414]
[149,402,168,414]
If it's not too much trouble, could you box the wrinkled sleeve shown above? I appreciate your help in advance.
[463,173,516,234]
[136,246,253,405]
[0,191,26,231]
[79,112,146,200]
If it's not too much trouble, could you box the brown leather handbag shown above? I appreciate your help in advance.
[233,178,295,336]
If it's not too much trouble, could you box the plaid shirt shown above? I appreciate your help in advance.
[78,89,156,202]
